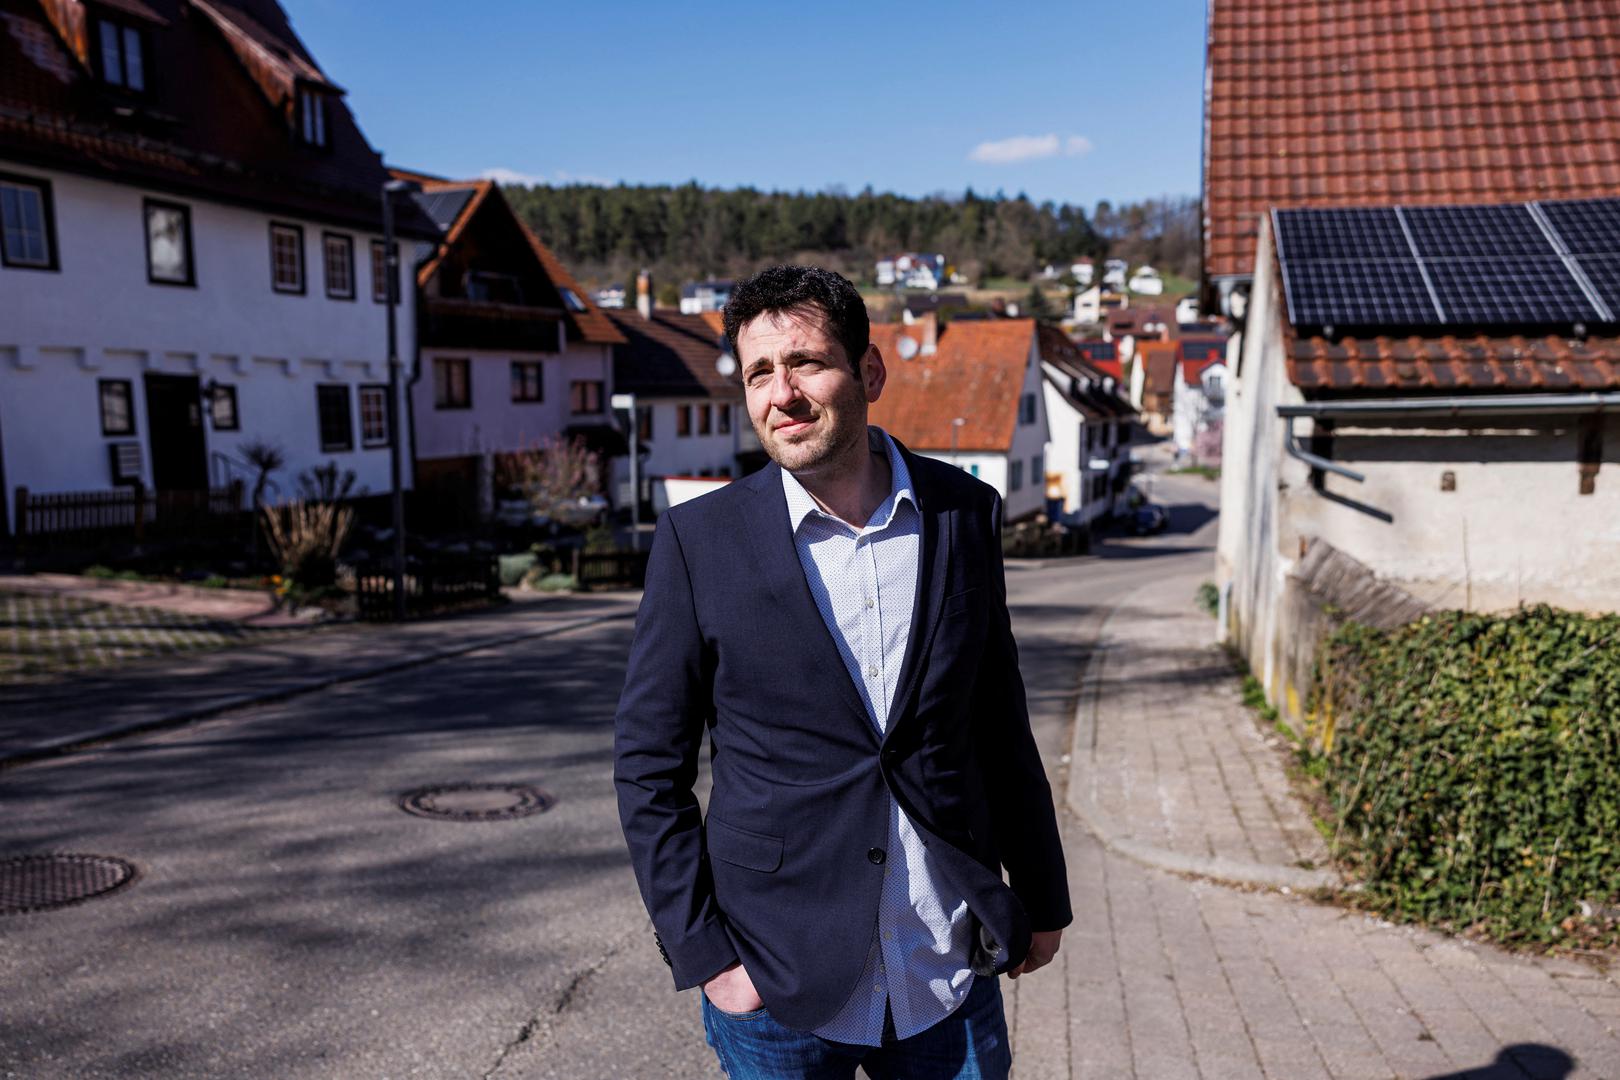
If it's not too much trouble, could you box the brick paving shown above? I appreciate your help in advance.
[0,588,310,685]
[1069,567,1333,888]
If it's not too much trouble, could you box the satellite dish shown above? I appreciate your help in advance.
[716,353,737,377]
[897,337,920,361]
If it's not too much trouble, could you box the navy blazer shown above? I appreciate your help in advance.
[613,439,1072,1032]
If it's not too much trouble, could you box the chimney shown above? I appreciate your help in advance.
[636,268,653,320]
[918,311,938,356]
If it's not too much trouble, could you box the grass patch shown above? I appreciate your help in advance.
[1168,464,1220,481]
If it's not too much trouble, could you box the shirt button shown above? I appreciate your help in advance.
[884,930,894,941]
[867,847,886,865]
[864,597,874,609]
[873,983,884,994]
[867,665,878,679]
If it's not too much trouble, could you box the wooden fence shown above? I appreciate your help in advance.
[574,548,651,590]
[12,482,245,549]
[354,554,501,621]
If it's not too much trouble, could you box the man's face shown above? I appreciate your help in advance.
[737,308,886,477]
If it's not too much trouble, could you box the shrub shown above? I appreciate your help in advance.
[498,552,537,587]
[262,498,354,600]
[84,565,117,579]
[1196,581,1220,617]
[1312,606,1620,947]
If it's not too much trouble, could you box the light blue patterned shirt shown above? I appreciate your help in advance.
[781,427,974,1046]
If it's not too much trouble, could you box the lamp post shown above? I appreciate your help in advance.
[382,177,420,622]
[950,416,965,468]
[611,392,640,551]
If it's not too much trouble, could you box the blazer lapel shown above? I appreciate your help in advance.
[737,464,875,735]
[885,445,953,743]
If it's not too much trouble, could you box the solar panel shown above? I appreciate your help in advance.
[1284,260,1442,328]
[1539,199,1620,256]
[1274,207,1409,260]
[1424,257,1600,325]
[1402,204,1556,259]
[1572,254,1620,314]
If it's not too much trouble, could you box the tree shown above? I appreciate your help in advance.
[494,436,603,525]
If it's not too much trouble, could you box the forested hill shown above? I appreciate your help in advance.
[500,182,1199,299]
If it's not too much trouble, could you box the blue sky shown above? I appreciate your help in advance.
[284,0,1207,208]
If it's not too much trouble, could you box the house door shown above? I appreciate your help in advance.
[144,373,208,491]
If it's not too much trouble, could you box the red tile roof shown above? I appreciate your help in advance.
[1204,1,1620,282]
[1286,334,1620,393]
[607,309,740,399]
[868,320,1037,453]
[1137,341,1181,396]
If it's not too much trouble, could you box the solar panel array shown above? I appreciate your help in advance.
[1274,197,1620,335]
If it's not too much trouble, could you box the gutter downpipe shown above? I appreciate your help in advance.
[1279,392,1620,483]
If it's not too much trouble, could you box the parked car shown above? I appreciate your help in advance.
[1133,504,1169,535]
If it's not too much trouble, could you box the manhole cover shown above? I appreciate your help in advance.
[398,783,555,822]
[1,854,137,915]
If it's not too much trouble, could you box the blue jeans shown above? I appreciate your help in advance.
[701,975,1011,1079]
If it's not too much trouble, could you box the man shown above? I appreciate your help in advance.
[614,265,1070,1078]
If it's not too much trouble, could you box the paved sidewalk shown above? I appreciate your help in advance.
[1068,566,1335,890]
[0,589,640,766]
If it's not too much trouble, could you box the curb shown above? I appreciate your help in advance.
[1064,601,1341,894]
[1,608,637,770]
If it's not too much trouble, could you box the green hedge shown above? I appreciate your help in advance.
[1312,606,1620,947]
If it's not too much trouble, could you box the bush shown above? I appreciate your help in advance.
[498,552,537,587]
[1196,581,1219,617]
[262,499,354,600]
[1312,606,1620,947]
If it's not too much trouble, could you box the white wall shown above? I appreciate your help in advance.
[413,344,613,461]
[0,163,415,507]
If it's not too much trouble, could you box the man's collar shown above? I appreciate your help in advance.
[782,426,916,533]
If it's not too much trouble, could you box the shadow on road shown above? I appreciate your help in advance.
[1423,1043,1574,1078]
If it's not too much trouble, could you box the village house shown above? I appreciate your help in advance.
[606,273,755,512]
[402,173,624,525]
[1131,340,1179,434]
[867,315,1050,521]
[1205,0,1620,728]
[1170,339,1227,463]
[0,0,438,538]
[678,278,731,314]
[1037,325,1137,525]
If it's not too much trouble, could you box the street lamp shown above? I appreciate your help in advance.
[611,392,640,552]
[950,416,965,468]
[382,176,420,622]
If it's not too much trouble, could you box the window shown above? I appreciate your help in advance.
[144,200,193,286]
[570,380,604,415]
[718,403,732,435]
[969,463,980,478]
[466,270,523,303]
[359,384,389,446]
[316,384,353,451]
[209,384,239,431]
[370,241,390,302]
[99,379,134,435]
[698,403,712,435]
[559,286,588,312]
[298,87,327,147]
[323,233,354,299]
[96,17,145,91]
[433,358,470,409]
[1010,459,1024,491]
[1032,452,1043,482]
[677,403,692,436]
[511,361,543,403]
[1018,392,1037,425]
[637,406,653,442]
[269,223,304,293]
[1,174,57,270]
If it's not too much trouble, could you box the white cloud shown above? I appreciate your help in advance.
[479,167,615,188]
[967,133,1094,165]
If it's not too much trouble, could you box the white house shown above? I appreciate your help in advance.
[868,315,1051,522]
[679,279,733,314]
[0,0,439,538]
[1037,325,1137,525]
[607,275,753,509]
[594,283,627,309]
[1102,258,1128,289]
[404,175,624,525]
[1170,346,1227,462]
[1127,265,1164,295]
[1071,259,1095,286]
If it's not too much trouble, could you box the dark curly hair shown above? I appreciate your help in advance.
[722,265,870,373]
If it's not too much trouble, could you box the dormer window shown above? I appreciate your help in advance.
[96,17,146,91]
[298,86,328,147]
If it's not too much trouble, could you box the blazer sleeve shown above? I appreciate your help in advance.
[613,511,739,990]
[970,492,1074,932]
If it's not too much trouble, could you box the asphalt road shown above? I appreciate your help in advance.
[0,469,1220,1079]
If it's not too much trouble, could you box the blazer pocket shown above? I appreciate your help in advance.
[941,586,981,617]
[706,817,784,873]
